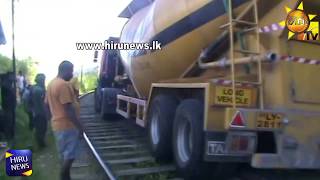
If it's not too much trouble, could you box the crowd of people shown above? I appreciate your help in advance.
[14,61,82,180]
[22,73,47,148]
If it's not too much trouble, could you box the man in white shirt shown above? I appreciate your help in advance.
[17,71,25,100]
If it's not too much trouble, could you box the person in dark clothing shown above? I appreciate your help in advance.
[31,73,47,148]
[0,73,5,138]
[0,72,16,139]
[22,84,34,130]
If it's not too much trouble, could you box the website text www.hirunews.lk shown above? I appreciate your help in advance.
[76,40,162,51]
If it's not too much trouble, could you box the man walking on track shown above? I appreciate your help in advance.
[45,61,84,180]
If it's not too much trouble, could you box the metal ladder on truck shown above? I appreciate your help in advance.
[221,0,264,109]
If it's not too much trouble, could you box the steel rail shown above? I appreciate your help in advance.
[80,92,117,180]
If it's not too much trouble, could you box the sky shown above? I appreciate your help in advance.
[0,0,131,81]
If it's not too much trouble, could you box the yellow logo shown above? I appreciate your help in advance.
[279,1,318,40]
[286,10,309,33]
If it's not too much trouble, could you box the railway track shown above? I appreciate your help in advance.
[80,93,179,180]
[79,93,320,180]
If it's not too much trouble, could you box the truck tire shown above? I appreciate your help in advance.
[100,88,121,121]
[147,95,178,161]
[94,89,101,113]
[173,99,208,179]
[173,99,236,179]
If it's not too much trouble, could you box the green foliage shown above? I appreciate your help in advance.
[80,70,98,94]
[16,56,38,83]
[0,105,60,180]
[0,54,38,83]
[0,54,38,111]
[0,54,12,74]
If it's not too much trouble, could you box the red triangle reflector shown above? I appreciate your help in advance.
[230,111,245,127]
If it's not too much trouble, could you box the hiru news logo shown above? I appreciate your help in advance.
[5,149,32,176]
[281,1,319,41]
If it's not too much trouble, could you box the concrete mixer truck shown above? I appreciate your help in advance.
[94,0,320,178]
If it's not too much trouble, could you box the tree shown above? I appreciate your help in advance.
[0,54,38,84]
[0,54,12,74]
[16,57,38,84]
[79,69,98,94]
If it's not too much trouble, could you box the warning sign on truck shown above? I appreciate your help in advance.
[214,86,255,107]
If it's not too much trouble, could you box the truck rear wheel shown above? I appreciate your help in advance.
[173,99,237,179]
[94,88,101,113]
[147,95,178,161]
[173,99,208,179]
[100,88,121,120]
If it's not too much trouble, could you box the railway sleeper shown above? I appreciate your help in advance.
[115,165,176,177]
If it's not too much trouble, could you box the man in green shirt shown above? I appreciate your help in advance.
[31,73,47,148]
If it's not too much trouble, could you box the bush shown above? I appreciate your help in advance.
[0,54,37,82]
[0,54,12,74]
[80,70,98,94]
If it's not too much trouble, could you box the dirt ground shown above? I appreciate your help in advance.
[0,104,107,180]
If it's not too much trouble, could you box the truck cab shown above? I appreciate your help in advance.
[94,37,128,118]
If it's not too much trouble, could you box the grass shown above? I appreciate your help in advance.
[0,105,60,179]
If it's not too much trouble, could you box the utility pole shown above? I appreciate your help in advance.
[11,0,16,138]
[80,65,83,92]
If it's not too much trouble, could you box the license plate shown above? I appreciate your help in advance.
[214,86,254,107]
[207,141,226,155]
[257,113,283,129]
